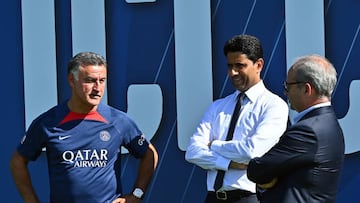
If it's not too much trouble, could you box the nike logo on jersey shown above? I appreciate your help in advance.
[59,135,72,140]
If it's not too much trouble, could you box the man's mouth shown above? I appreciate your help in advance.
[89,93,101,99]
[232,76,243,83]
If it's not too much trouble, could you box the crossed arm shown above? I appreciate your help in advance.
[227,161,277,189]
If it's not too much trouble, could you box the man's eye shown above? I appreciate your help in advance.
[228,64,244,70]
[235,64,244,69]
[84,78,94,83]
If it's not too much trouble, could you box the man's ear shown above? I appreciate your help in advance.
[68,73,74,88]
[304,82,312,95]
[256,58,264,73]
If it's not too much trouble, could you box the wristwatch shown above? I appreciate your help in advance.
[132,188,144,199]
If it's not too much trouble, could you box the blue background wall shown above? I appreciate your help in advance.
[1,0,359,202]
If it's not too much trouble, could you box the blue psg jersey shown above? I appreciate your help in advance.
[17,101,149,203]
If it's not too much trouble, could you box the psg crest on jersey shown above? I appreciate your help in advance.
[99,130,111,142]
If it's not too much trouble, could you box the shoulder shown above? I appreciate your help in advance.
[208,92,236,110]
[213,92,236,105]
[98,103,127,117]
[247,82,287,109]
[297,107,340,131]
[30,103,66,127]
[258,89,288,110]
[99,103,137,124]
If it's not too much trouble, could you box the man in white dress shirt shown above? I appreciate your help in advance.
[185,34,289,203]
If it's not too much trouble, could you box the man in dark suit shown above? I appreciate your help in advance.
[246,54,345,203]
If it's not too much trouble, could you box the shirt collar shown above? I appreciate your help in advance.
[236,80,265,102]
[292,102,331,123]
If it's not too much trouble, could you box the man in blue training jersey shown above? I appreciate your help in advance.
[10,52,158,203]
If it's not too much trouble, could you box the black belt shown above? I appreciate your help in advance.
[208,189,254,200]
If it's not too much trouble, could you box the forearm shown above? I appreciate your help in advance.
[13,171,40,203]
[134,144,158,191]
[10,151,40,203]
[209,140,251,164]
[185,146,230,171]
[229,161,247,170]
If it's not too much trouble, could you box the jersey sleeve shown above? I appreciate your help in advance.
[17,118,47,161]
[118,115,149,158]
[125,134,149,158]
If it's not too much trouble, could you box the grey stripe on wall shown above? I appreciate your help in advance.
[285,0,325,68]
[22,0,57,128]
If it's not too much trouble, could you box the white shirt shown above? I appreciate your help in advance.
[185,81,289,192]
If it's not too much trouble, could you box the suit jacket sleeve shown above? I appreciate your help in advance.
[247,124,317,184]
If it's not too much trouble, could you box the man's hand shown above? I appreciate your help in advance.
[112,194,141,203]
[229,161,247,170]
[257,178,278,189]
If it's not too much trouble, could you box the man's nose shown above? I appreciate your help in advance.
[93,80,101,89]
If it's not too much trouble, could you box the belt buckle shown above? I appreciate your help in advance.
[215,190,227,200]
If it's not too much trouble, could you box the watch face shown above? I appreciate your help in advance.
[133,188,144,198]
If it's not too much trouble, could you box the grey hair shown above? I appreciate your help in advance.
[68,52,107,80]
[290,54,337,98]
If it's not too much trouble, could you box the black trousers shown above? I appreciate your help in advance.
[204,191,259,203]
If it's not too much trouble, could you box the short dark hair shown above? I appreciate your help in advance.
[223,34,263,63]
[68,52,107,74]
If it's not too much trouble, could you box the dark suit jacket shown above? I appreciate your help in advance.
[247,106,345,203]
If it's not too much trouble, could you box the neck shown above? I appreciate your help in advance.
[300,96,330,112]
[310,96,330,106]
[67,99,97,114]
